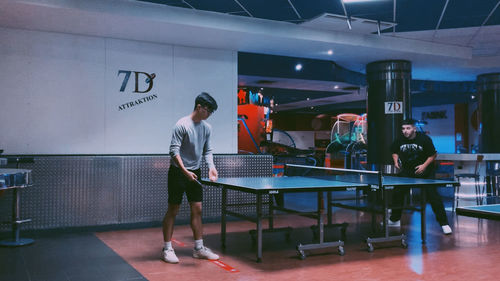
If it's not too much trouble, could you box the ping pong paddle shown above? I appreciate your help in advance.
[194,179,204,188]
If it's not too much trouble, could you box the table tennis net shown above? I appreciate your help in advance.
[285,164,381,186]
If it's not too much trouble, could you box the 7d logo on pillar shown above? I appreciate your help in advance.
[385,101,403,114]
[117,70,158,111]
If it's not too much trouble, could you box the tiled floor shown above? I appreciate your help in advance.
[2,201,500,281]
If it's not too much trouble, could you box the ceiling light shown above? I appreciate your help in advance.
[295,63,303,71]
[327,50,333,55]
[334,85,340,89]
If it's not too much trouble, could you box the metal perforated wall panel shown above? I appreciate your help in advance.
[201,155,274,218]
[0,154,272,231]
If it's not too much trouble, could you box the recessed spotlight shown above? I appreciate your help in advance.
[334,85,340,89]
[307,98,310,101]
[327,50,333,55]
[295,63,303,71]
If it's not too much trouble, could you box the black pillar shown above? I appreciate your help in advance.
[477,73,500,196]
[366,60,412,171]
[477,73,500,153]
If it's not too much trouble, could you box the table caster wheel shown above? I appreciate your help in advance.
[338,246,345,256]
[296,243,306,260]
[401,239,408,249]
[367,243,374,252]
[298,250,306,260]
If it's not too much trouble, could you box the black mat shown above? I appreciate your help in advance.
[0,232,146,281]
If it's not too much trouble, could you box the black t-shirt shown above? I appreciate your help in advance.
[390,132,437,177]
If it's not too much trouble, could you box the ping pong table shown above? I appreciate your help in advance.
[201,164,459,262]
[456,204,500,220]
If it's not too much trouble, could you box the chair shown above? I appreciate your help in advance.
[454,154,485,211]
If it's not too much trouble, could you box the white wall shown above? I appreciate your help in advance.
[412,104,455,153]
[0,27,237,154]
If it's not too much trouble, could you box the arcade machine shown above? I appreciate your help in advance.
[325,113,367,170]
[237,89,317,176]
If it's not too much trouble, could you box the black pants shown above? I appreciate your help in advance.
[390,173,449,226]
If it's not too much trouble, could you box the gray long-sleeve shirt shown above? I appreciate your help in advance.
[169,115,215,170]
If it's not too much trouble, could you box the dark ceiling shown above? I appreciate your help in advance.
[137,0,497,114]
[238,52,474,114]
[139,0,500,32]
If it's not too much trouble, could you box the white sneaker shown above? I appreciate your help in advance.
[193,246,219,260]
[442,225,452,235]
[161,248,179,263]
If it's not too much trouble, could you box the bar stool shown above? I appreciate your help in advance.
[454,155,485,211]
[0,168,34,246]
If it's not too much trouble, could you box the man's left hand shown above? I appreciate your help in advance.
[415,164,426,175]
[209,168,218,182]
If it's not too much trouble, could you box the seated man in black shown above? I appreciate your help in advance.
[389,119,452,235]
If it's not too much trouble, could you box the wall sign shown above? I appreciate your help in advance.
[421,110,447,120]
[385,101,403,114]
[117,70,158,111]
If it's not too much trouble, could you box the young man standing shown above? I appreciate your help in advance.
[389,119,452,235]
[161,92,220,263]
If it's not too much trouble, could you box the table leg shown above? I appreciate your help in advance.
[0,188,34,247]
[366,186,407,252]
[221,187,227,249]
[370,189,377,233]
[269,195,274,229]
[327,191,332,225]
[256,193,263,262]
[421,188,427,244]
[383,187,388,238]
[318,192,324,244]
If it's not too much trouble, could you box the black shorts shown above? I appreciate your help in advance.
[167,165,202,204]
